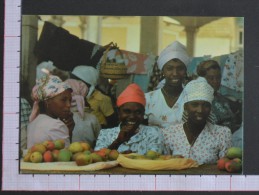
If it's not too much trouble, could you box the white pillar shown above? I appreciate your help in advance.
[87,16,102,44]
[49,15,65,27]
[79,16,87,39]
[21,15,38,102]
[140,16,163,55]
[185,26,198,57]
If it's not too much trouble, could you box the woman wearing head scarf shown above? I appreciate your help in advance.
[162,77,232,164]
[145,41,191,128]
[197,60,238,132]
[27,75,74,148]
[71,65,118,128]
[94,83,164,155]
[65,79,101,147]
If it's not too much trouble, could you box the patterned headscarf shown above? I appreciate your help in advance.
[157,41,190,70]
[65,79,88,119]
[117,83,146,107]
[29,75,72,122]
[181,77,215,123]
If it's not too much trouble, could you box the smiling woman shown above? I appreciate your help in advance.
[94,83,164,155]
[145,41,190,128]
[162,77,232,164]
[27,75,74,148]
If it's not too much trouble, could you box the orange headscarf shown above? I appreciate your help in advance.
[117,83,146,107]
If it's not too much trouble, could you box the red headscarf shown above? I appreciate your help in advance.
[117,83,146,107]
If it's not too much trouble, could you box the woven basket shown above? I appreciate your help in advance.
[100,43,128,79]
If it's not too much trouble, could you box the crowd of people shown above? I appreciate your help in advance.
[21,41,243,165]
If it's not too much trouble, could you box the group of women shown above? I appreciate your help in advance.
[24,41,240,165]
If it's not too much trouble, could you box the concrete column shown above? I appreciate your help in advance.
[185,26,198,57]
[87,16,102,44]
[21,15,38,103]
[49,15,65,27]
[79,16,87,39]
[140,16,163,55]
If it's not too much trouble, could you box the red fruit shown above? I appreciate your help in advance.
[43,140,55,151]
[43,150,54,162]
[225,160,242,173]
[94,150,108,161]
[217,157,230,170]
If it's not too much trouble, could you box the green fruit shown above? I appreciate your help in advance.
[83,150,91,155]
[68,142,83,154]
[226,147,242,159]
[57,149,71,162]
[75,153,92,166]
[30,151,43,163]
[108,149,119,160]
[90,153,103,163]
[72,152,83,161]
[145,150,160,160]
[54,139,65,150]
[30,144,47,154]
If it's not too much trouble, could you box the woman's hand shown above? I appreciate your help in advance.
[117,123,137,143]
[62,112,75,140]
[108,124,137,150]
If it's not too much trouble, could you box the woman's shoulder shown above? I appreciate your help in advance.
[208,123,231,134]
[93,90,111,101]
[100,126,120,133]
[145,89,161,96]
[145,89,162,102]
[163,123,183,130]
[32,114,65,126]
[140,124,160,132]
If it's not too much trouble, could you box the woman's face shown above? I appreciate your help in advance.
[185,100,211,125]
[45,89,72,119]
[118,102,145,128]
[205,68,221,92]
[162,59,187,87]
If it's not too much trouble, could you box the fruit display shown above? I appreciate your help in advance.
[217,147,242,173]
[124,150,184,160]
[22,140,119,166]
[117,150,198,171]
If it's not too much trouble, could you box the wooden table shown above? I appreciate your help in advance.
[20,163,240,175]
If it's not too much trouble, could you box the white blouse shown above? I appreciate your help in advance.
[162,122,232,164]
[145,89,184,128]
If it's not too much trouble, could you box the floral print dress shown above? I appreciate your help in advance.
[94,124,164,155]
[162,122,232,164]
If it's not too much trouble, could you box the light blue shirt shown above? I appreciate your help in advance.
[94,124,164,155]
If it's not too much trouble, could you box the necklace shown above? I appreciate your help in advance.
[161,87,180,106]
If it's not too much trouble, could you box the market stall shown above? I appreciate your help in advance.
[20,161,238,175]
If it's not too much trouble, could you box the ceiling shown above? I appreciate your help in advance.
[171,16,222,28]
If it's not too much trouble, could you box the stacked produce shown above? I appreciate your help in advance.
[23,139,119,166]
[217,147,242,173]
[124,150,184,160]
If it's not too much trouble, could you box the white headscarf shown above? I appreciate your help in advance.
[181,77,215,123]
[157,41,190,70]
[72,65,99,98]
[182,77,214,104]
[36,61,57,79]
